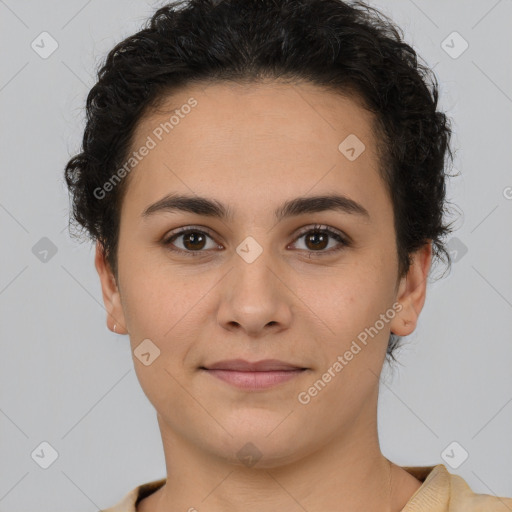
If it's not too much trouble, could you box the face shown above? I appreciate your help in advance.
[96,80,431,468]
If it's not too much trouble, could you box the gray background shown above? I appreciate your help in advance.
[1,0,511,510]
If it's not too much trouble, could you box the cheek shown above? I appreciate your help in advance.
[124,275,203,335]
[312,258,394,352]
[122,273,203,397]
[118,240,196,324]
[119,258,216,370]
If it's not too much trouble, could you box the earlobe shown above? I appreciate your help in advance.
[390,242,432,337]
[94,242,127,334]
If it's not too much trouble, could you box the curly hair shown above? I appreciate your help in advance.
[64,0,457,364]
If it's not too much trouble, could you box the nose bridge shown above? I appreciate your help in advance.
[217,237,292,333]
[231,237,279,304]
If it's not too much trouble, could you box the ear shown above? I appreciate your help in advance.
[390,241,432,336]
[94,241,127,334]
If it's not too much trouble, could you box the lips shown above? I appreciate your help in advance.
[200,359,308,390]
[201,358,307,372]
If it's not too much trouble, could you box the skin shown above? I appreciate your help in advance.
[95,80,431,511]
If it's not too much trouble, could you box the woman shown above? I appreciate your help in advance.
[64,0,512,510]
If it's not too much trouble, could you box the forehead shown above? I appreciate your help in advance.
[122,80,390,225]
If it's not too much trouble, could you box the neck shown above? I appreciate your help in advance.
[139,402,413,512]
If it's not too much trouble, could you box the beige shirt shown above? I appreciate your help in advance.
[100,464,512,511]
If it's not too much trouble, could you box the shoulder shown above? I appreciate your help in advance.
[447,470,512,512]
[401,464,512,512]
[100,478,166,512]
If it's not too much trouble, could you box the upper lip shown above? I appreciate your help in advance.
[201,359,307,371]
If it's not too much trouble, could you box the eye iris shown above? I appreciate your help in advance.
[183,232,206,250]
[305,231,328,250]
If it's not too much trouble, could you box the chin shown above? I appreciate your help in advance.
[204,423,311,469]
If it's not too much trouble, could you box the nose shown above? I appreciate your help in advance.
[216,249,293,338]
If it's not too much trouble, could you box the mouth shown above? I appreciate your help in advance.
[200,358,308,372]
[199,359,309,390]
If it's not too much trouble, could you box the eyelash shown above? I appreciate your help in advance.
[162,224,350,258]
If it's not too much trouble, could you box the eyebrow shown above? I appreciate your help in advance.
[141,193,370,222]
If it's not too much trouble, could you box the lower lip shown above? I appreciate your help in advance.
[202,369,306,390]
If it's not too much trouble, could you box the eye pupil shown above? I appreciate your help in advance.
[306,231,328,250]
[183,232,206,250]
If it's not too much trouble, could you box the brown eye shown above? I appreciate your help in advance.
[291,225,349,255]
[304,231,329,251]
[163,228,220,256]
[181,231,207,250]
